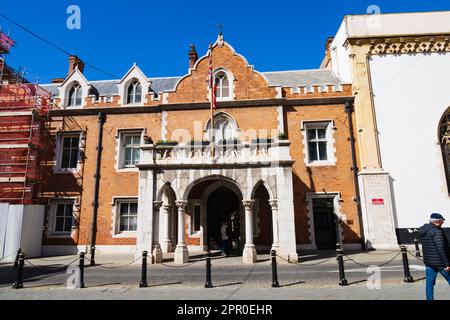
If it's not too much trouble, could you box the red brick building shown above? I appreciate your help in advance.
[12,34,362,263]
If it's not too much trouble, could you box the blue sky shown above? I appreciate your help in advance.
[0,0,449,83]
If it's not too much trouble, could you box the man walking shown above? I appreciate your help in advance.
[419,213,450,300]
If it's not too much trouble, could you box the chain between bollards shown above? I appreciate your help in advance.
[336,244,348,286]
[205,251,213,288]
[271,250,280,288]
[413,239,421,258]
[79,252,85,288]
[400,245,414,283]
[12,253,25,289]
[140,251,148,288]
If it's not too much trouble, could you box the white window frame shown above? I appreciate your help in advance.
[116,130,144,171]
[54,132,82,173]
[67,84,83,107]
[302,121,336,166]
[46,199,77,238]
[126,80,142,105]
[210,69,234,102]
[204,112,238,143]
[112,198,138,238]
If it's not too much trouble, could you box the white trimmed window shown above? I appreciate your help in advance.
[215,73,230,99]
[126,80,142,105]
[115,201,138,234]
[55,133,82,172]
[119,131,142,169]
[68,84,82,107]
[303,122,336,165]
[47,200,76,237]
[439,108,450,194]
[205,113,237,143]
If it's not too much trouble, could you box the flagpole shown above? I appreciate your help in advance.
[209,44,215,159]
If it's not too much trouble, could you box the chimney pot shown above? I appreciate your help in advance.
[68,55,85,75]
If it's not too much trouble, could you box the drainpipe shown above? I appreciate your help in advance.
[345,101,366,250]
[89,112,106,265]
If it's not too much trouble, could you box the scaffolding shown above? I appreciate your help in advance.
[0,31,52,205]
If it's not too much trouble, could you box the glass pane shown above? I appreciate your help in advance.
[131,135,140,146]
[129,203,138,214]
[120,203,129,215]
[318,129,326,139]
[307,129,316,141]
[75,88,82,106]
[222,87,230,97]
[65,204,73,217]
[61,150,70,168]
[125,136,133,145]
[69,148,78,168]
[71,137,80,148]
[215,84,221,98]
[132,149,140,164]
[56,204,66,217]
[120,217,127,231]
[308,142,318,161]
[64,217,73,232]
[318,142,328,160]
[63,137,71,148]
[222,77,229,87]
[129,217,137,231]
[55,217,64,232]
[125,148,132,165]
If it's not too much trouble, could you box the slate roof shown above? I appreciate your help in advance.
[40,69,343,97]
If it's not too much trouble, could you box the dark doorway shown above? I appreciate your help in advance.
[312,198,338,249]
[207,187,240,253]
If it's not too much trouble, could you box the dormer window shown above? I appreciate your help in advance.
[126,80,142,104]
[68,84,82,107]
[215,72,230,99]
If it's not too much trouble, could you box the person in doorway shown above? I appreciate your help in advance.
[220,220,230,257]
[419,213,450,300]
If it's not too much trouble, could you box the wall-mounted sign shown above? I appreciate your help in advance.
[372,198,384,206]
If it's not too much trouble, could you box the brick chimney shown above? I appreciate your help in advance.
[188,44,198,69]
[68,55,85,75]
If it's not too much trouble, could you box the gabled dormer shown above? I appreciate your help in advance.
[118,64,151,106]
[58,67,91,109]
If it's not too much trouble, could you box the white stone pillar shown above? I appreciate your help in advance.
[269,199,280,252]
[152,201,163,263]
[160,204,173,253]
[136,171,154,259]
[174,200,189,264]
[242,200,257,264]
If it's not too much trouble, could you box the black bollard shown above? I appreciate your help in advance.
[90,246,96,266]
[336,245,348,286]
[414,239,421,258]
[400,246,414,283]
[79,252,85,288]
[13,248,21,269]
[140,251,148,288]
[271,250,280,288]
[12,253,25,289]
[205,251,213,288]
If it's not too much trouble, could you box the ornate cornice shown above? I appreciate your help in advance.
[348,35,450,56]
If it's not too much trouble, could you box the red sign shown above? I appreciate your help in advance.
[372,198,384,205]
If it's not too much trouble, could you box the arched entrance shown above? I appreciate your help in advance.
[206,187,241,254]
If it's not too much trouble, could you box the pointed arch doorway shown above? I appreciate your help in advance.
[206,187,241,254]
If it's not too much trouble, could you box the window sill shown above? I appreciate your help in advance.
[117,167,139,173]
[53,167,80,174]
[306,161,336,167]
[112,232,137,239]
[46,232,73,239]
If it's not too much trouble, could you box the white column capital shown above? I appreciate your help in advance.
[153,201,163,210]
[242,200,255,209]
[175,200,189,209]
[268,199,278,210]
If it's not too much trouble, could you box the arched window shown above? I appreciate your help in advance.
[68,84,82,107]
[126,80,142,104]
[215,72,230,99]
[206,113,237,143]
[439,108,450,194]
